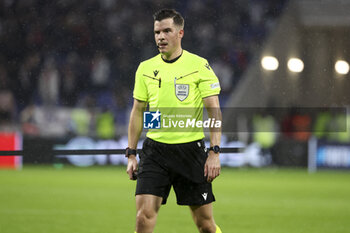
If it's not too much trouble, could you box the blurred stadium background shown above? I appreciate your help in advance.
[1,0,350,232]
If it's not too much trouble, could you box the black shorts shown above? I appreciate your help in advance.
[136,137,215,206]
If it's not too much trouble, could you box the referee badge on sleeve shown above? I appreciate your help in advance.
[175,84,189,101]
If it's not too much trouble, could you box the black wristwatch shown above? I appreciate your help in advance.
[209,145,220,153]
[125,147,137,158]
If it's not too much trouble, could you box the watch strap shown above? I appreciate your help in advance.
[125,147,137,158]
[209,145,220,153]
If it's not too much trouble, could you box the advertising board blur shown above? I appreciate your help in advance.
[0,132,22,170]
[317,142,350,168]
[54,136,264,167]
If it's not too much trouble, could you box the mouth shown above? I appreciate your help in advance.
[158,42,168,49]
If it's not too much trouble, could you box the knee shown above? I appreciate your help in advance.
[136,209,157,226]
[196,219,216,233]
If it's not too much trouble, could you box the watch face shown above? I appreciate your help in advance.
[213,145,220,153]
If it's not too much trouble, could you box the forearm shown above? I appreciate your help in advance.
[203,95,222,146]
[203,96,222,182]
[207,107,222,146]
[128,101,146,149]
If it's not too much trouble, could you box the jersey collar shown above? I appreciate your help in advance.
[161,50,183,63]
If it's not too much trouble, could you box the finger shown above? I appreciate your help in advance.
[215,167,220,178]
[132,163,138,180]
[204,163,208,177]
[207,166,214,182]
[133,162,138,172]
[212,169,217,180]
[127,170,133,180]
[126,166,133,179]
[212,166,219,179]
[207,175,211,182]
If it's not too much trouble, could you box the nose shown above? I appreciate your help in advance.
[157,32,165,41]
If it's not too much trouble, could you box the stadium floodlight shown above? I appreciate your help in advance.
[261,56,279,71]
[335,60,349,75]
[287,58,304,73]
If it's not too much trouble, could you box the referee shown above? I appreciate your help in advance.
[126,9,223,233]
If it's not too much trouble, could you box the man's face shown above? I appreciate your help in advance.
[154,18,183,57]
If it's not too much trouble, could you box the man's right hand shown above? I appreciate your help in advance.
[126,155,138,180]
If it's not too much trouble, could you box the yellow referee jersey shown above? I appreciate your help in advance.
[133,50,221,144]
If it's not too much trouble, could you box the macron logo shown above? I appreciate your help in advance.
[202,193,208,201]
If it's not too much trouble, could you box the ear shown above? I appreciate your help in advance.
[178,29,184,39]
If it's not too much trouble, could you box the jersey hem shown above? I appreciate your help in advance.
[146,136,205,145]
[201,92,220,99]
[133,96,148,102]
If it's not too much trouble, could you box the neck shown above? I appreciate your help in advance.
[162,47,183,61]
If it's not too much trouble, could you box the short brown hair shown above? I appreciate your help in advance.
[153,9,184,29]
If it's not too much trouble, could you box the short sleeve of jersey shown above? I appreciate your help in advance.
[133,63,148,102]
[198,59,221,98]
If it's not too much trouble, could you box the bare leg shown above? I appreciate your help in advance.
[135,194,162,233]
[189,203,217,233]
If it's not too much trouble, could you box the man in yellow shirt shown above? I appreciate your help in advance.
[126,9,222,233]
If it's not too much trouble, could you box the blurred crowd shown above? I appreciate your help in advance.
[0,0,288,136]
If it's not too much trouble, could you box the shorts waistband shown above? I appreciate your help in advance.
[145,137,204,146]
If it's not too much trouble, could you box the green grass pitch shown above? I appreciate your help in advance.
[1,165,350,233]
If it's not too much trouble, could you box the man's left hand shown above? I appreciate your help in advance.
[204,151,221,182]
